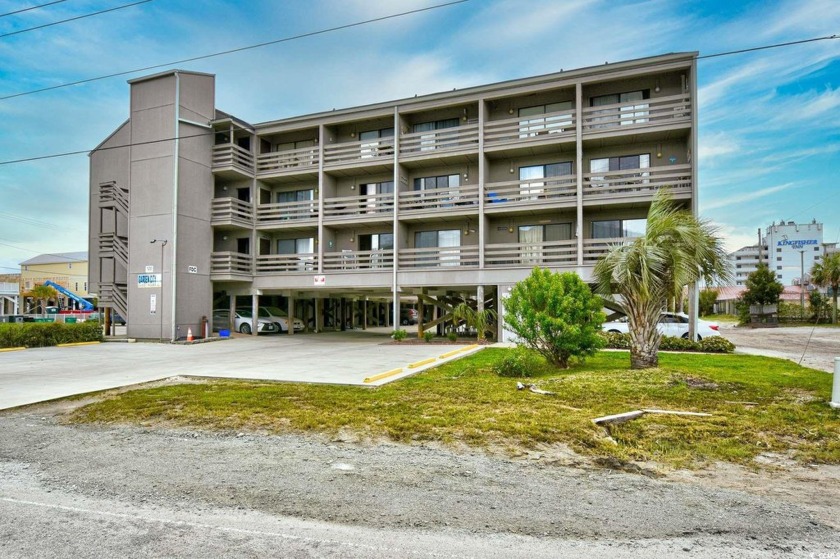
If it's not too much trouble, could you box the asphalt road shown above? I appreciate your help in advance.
[1,406,837,558]
[720,324,840,373]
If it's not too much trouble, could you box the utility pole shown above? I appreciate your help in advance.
[799,249,805,320]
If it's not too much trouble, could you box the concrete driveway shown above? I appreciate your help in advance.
[0,331,482,410]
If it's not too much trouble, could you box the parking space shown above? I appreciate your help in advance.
[0,331,477,410]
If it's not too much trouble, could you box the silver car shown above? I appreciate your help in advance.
[238,306,304,333]
[213,309,279,335]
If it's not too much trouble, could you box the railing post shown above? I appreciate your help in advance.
[831,358,840,409]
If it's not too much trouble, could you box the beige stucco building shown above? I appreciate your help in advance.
[89,52,698,340]
[19,252,90,311]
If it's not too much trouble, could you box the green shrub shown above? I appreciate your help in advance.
[0,321,103,349]
[391,329,407,342]
[493,347,543,378]
[659,336,698,351]
[699,336,736,353]
[423,330,435,343]
[599,331,630,349]
[447,331,457,342]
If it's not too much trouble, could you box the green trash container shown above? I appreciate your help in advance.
[34,317,55,323]
[65,317,77,324]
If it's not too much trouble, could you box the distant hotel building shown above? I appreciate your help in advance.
[88,53,699,340]
[730,220,836,286]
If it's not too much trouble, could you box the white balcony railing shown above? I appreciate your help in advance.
[257,200,318,224]
[399,124,479,157]
[322,249,394,271]
[211,251,252,276]
[256,146,318,175]
[323,192,394,220]
[398,246,479,269]
[485,240,577,267]
[212,144,254,173]
[582,164,691,200]
[582,94,691,132]
[484,109,576,146]
[324,138,394,166]
[484,176,577,207]
[398,185,479,213]
[211,197,253,225]
[256,253,318,274]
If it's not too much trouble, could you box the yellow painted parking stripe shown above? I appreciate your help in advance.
[56,341,101,348]
[439,344,479,359]
[364,368,403,384]
[0,347,26,352]
[407,357,437,369]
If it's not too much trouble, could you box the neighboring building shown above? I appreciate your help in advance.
[89,53,698,340]
[729,220,835,286]
[19,252,91,311]
[0,273,20,315]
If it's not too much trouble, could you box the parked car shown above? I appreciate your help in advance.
[213,309,279,335]
[602,312,720,339]
[400,307,418,326]
[236,306,304,333]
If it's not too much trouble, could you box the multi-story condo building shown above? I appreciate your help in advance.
[89,53,698,340]
[729,220,835,286]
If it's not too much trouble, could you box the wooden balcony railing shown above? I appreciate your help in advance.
[398,185,479,213]
[256,253,318,274]
[211,251,252,276]
[484,176,576,207]
[322,249,394,271]
[582,164,691,200]
[211,197,253,225]
[212,144,254,173]
[398,246,479,269]
[484,109,576,146]
[324,138,394,166]
[399,124,479,157]
[257,200,317,224]
[485,240,577,267]
[582,238,634,264]
[256,146,318,175]
[323,192,394,220]
[582,93,691,132]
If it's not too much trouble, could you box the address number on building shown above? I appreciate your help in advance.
[188,266,198,274]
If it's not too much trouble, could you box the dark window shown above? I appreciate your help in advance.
[591,219,646,239]
[237,237,250,255]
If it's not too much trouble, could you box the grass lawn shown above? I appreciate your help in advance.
[68,350,840,469]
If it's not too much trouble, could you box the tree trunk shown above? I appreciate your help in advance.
[833,291,838,325]
[628,310,661,369]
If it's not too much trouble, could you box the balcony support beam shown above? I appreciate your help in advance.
[575,82,584,266]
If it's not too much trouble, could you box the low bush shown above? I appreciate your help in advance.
[599,331,735,353]
[493,347,544,377]
[447,331,458,342]
[391,329,407,342]
[423,330,435,343]
[0,321,103,349]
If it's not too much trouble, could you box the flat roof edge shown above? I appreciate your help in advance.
[128,69,216,85]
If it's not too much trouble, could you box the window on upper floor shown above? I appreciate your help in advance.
[360,181,394,213]
[777,257,782,261]
[814,246,820,251]
[589,154,650,188]
[777,248,782,252]
[519,102,573,137]
[412,119,459,151]
[519,162,572,198]
[359,128,394,159]
[591,218,646,239]
[414,229,462,266]
[590,90,650,128]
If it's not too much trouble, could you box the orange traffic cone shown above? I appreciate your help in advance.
[187,327,194,342]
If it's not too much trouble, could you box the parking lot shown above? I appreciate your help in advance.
[0,330,481,410]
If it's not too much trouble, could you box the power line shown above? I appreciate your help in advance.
[697,34,838,60]
[0,239,87,262]
[0,30,835,167]
[0,0,469,100]
[0,0,66,18]
[0,211,86,233]
[0,0,152,39]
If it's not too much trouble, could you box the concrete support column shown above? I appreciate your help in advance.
[385,301,391,328]
[229,295,236,333]
[315,298,323,332]
[417,297,424,338]
[477,285,485,313]
[287,295,295,336]
[251,294,258,336]
[687,283,698,341]
[363,298,368,330]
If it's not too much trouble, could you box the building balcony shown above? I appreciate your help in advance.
[256,146,319,177]
[399,124,479,160]
[211,197,253,228]
[582,238,633,264]
[581,93,691,136]
[484,176,577,213]
[398,246,479,269]
[484,109,576,150]
[398,185,479,217]
[212,144,254,177]
[582,165,691,204]
[323,193,394,222]
[256,201,317,228]
[256,253,318,274]
[322,249,394,271]
[485,240,577,268]
[210,251,252,280]
[324,138,394,168]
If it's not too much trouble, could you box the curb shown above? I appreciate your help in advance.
[0,347,26,353]
[57,341,102,348]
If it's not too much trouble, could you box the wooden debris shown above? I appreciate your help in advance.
[592,408,712,425]
[516,382,556,396]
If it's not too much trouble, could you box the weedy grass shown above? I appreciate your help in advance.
[68,350,840,469]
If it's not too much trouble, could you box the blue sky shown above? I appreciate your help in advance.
[0,0,838,276]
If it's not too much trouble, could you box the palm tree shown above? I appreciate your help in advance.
[27,284,59,315]
[453,301,497,342]
[811,252,840,324]
[593,190,730,369]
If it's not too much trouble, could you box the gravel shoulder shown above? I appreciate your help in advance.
[1,401,839,557]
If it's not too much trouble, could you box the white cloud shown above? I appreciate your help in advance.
[703,183,799,211]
